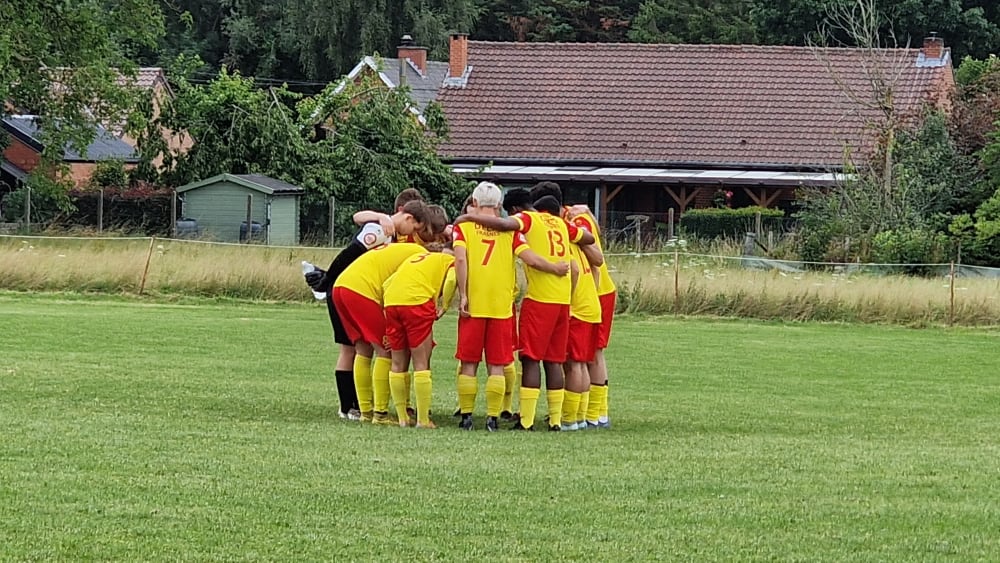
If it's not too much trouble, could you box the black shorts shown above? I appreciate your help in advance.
[326,292,352,345]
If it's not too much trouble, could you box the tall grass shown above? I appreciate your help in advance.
[3,235,998,325]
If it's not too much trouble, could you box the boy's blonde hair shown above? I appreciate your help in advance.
[472,181,503,209]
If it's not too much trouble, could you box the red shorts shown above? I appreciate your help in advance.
[597,291,616,349]
[456,316,515,366]
[384,301,436,351]
[332,286,385,346]
[567,318,599,363]
[518,298,570,363]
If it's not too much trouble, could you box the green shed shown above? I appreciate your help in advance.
[175,174,305,245]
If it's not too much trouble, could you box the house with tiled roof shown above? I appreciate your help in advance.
[1,115,139,188]
[336,36,451,122]
[435,35,955,229]
[115,67,192,168]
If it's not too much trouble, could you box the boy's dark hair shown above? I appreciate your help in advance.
[533,195,562,216]
[418,204,450,242]
[394,188,424,211]
[401,200,431,225]
[461,194,474,213]
[529,181,562,205]
[502,188,532,214]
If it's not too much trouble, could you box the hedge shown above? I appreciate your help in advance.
[680,206,785,239]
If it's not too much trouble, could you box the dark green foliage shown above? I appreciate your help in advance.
[629,0,755,44]
[870,228,955,272]
[1,0,165,162]
[67,186,175,235]
[680,206,785,239]
[749,0,1000,61]
[949,190,1000,266]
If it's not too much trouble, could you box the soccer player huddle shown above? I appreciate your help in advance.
[305,180,615,432]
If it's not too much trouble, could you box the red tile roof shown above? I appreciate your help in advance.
[436,42,953,169]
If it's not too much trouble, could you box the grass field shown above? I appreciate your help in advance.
[3,293,1000,560]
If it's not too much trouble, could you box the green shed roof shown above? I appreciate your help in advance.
[176,173,305,195]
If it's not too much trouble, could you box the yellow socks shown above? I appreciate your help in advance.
[353,355,373,415]
[587,384,606,423]
[457,374,478,414]
[519,387,540,429]
[502,363,516,413]
[546,389,564,428]
[389,371,409,423]
[414,370,432,426]
[372,356,392,413]
[485,375,505,417]
[579,390,590,424]
[454,362,462,412]
[562,391,580,428]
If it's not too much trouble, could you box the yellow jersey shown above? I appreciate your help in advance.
[382,252,456,307]
[333,243,425,303]
[512,210,585,305]
[453,222,527,318]
[568,210,616,296]
[569,246,601,323]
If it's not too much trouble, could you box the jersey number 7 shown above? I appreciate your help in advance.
[481,239,496,265]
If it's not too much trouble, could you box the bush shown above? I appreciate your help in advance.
[66,184,175,235]
[680,206,785,239]
[870,228,955,273]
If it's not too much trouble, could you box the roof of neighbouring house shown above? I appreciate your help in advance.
[176,173,305,195]
[1,115,139,163]
[435,42,953,169]
[341,56,450,112]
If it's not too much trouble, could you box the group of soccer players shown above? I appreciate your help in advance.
[305,180,615,432]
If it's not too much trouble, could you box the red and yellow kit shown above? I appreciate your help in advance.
[453,222,527,365]
[512,211,585,362]
[568,210,617,349]
[382,252,456,351]
[568,246,601,363]
[332,242,425,345]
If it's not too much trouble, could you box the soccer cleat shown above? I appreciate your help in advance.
[372,411,396,426]
[561,422,579,432]
[598,419,612,429]
[548,425,561,432]
[459,414,474,431]
[510,422,533,431]
[500,411,514,421]
[453,408,462,418]
[586,421,600,430]
[338,409,362,421]
[360,410,374,423]
[485,416,499,432]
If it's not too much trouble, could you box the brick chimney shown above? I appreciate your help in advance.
[396,34,428,76]
[922,33,944,60]
[449,33,469,79]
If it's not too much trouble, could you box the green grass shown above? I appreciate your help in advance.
[2,292,1000,560]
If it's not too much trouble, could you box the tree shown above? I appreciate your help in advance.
[0,0,165,161]
[142,65,469,240]
[794,0,966,262]
[629,0,755,44]
[750,0,1000,61]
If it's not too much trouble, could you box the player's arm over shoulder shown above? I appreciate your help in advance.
[454,213,521,232]
[565,219,595,246]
